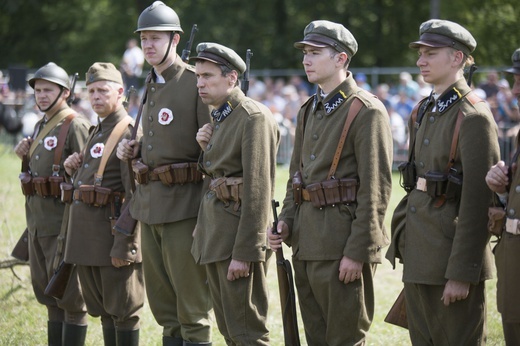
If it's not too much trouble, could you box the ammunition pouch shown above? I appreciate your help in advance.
[33,177,50,198]
[74,185,119,207]
[209,177,243,212]
[398,161,416,193]
[292,171,302,205]
[134,160,203,186]
[60,182,74,204]
[488,207,506,237]
[422,171,463,200]
[302,178,358,209]
[48,176,64,197]
[154,164,174,186]
[79,185,96,205]
[132,160,149,184]
[19,172,34,196]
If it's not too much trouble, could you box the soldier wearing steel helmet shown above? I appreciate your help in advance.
[486,48,520,345]
[116,2,212,345]
[387,19,500,345]
[14,62,91,345]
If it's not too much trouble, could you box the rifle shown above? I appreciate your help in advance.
[241,49,253,96]
[271,200,301,346]
[467,63,478,87]
[113,72,152,236]
[11,228,29,261]
[181,24,198,63]
[122,86,136,110]
[384,288,408,329]
[66,73,79,106]
[45,260,75,300]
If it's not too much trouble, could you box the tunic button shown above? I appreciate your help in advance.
[39,139,43,144]
[207,144,212,150]
[206,161,211,167]
[419,162,424,168]
[410,206,416,213]
[150,87,156,92]
[310,154,316,161]
[131,249,136,255]
[423,139,429,146]
[147,145,152,151]
[149,101,155,107]
[508,209,515,216]
[429,116,435,123]
[304,173,308,179]
[312,134,318,140]
[78,180,82,185]
[215,124,220,130]
[148,131,154,137]
[35,155,40,160]
[84,163,89,168]
[97,132,102,137]
[33,172,39,177]
[208,191,215,198]
[515,185,520,193]
[148,116,153,122]
[317,114,323,120]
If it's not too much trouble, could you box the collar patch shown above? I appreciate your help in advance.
[211,101,234,122]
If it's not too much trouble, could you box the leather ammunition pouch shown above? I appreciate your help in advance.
[301,178,358,209]
[33,177,50,198]
[398,161,416,193]
[133,161,203,186]
[74,185,122,207]
[209,177,243,212]
[60,182,74,204]
[292,171,303,205]
[48,176,64,197]
[19,172,34,196]
[132,160,149,184]
[488,207,506,237]
[422,171,462,200]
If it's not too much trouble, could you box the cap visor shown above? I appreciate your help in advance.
[504,67,520,75]
[294,40,329,50]
[409,40,448,49]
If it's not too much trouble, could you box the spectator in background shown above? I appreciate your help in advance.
[120,38,144,90]
[391,89,415,121]
[479,70,500,99]
[375,83,392,109]
[398,71,419,100]
[355,72,372,91]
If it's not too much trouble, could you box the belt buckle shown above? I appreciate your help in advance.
[416,177,427,192]
[506,218,520,235]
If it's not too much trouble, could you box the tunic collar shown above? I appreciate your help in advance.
[211,87,245,123]
[313,73,356,116]
[434,78,471,114]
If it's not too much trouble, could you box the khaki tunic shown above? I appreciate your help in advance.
[65,108,141,266]
[130,57,211,224]
[25,107,90,237]
[400,79,499,285]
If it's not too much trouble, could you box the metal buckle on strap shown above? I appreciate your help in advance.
[416,177,427,192]
[505,218,520,235]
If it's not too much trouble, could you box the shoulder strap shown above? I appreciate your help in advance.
[94,116,133,186]
[327,97,363,179]
[29,111,72,158]
[51,114,76,176]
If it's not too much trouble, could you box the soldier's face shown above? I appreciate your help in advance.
[416,46,456,86]
[301,46,338,86]
[195,61,236,108]
[140,31,177,67]
[33,80,68,113]
[513,74,520,103]
[87,81,122,118]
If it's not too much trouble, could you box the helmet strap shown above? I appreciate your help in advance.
[158,31,175,67]
[37,86,65,113]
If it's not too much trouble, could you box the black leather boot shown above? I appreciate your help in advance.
[117,329,139,346]
[62,323,87,346]
[103,327,116,346]
[162,336,183,346]
[48,321,63,346]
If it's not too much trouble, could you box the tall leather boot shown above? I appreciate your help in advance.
[102,327,116,346]
[162,336,183,346]
[62,323,87,346]
[117,329,139,346]
[48,321,63,346]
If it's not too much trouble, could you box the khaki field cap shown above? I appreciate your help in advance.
[86,62,124,86]
[505,48,520,75]
[409,19,476,56]
[294,20,358,57]
[191,42,247,75]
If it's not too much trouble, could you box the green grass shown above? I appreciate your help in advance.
[0,137,504,345]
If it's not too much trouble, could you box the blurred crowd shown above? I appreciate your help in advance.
[1,68,518,166]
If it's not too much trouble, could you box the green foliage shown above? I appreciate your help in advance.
[0,0,518,77]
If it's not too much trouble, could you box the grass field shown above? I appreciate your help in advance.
[0,134,505,345]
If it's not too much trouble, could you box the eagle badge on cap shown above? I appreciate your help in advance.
[158,108,174,125]
[90,143,104,158]
[44,136,58,151]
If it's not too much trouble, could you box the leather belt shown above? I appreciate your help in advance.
[505,218,520,235]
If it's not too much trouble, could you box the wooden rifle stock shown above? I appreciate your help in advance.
[44,260,75,300]
[11,228,29,262]
[384,288,408,329]
[272,200,301,346]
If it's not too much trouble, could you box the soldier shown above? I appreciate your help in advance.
[14,62,90,345]
[268,20,393,345]
[191,43,280,345]
[485,48,520,345]
[386,19,500,345]
[116,2,212,345]
[63,63,144,346]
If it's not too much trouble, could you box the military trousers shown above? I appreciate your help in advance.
[77,263,144,330]
[404,281,486,346]
[205,258,270,346]
[292,258,375,346]
[28,230,87,324]
[141,218,212,342]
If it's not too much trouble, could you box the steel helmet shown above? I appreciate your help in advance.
[28,62,71,90]
[135,1,183,33]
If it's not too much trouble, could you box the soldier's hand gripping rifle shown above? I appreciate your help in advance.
[181,24,198,63]
[272,200,301,346]
[241,49,252,95]
[66,73,79,106]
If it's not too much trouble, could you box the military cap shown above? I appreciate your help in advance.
[505,48,520,75]
[409,19,476,56]
[86,62,123,86]
[191,42,247,75]
[294,20,358,57]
